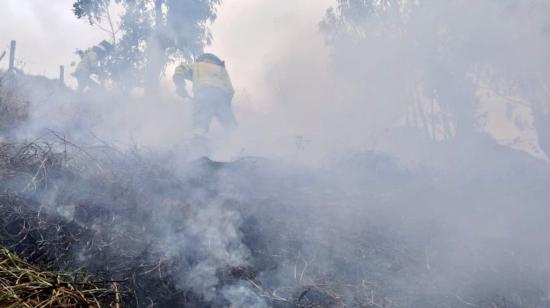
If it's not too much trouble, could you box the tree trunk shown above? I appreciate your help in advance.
[144,0,165,96]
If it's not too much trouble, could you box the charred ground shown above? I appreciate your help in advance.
[0,132,548,307]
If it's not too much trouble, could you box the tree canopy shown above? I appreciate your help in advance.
[321,0,550,152]
[73,0,222,92]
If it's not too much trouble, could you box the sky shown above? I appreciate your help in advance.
[0,1,105,78]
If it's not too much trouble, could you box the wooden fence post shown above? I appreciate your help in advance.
[9,40,16,71]
[59,65,65,85]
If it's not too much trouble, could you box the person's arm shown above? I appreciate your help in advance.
[173,63,193,83]
[173,63,193,97]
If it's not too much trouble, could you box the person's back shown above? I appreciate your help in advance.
[74,40,113,93]
[173,53,237,135]
[76,50,99,74]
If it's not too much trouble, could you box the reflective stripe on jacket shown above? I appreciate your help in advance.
[173,61,234,96]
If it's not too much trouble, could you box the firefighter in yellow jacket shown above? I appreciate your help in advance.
[173,53,237,135]
[74,40,113,93]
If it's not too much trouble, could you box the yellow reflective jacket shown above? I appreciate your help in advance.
[76,50,99,74]
[173,60,234,96]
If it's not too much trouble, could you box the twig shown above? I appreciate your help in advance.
[113,282,121,308]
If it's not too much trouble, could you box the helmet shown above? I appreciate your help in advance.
[93,40,114,58]
[98,40,114,53]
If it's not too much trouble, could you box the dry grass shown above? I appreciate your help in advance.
[0,72,30,132]
[0,138,196,306]
[0,247,114,308]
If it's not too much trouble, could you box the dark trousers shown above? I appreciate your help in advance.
[192,86,237,134]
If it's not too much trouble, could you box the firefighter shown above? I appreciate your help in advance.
[74,40,113,93]
[173,53,237,135]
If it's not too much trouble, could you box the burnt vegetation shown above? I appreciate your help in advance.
[0,130,547,307]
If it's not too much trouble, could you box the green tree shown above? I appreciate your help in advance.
[73,0,222,94]
[321,0,550,150]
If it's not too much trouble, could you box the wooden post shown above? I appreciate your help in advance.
[8,40,16,71]
[59,65,65,85]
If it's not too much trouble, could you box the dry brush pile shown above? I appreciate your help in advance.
[0,246,114,307]
[0,139,201,306]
